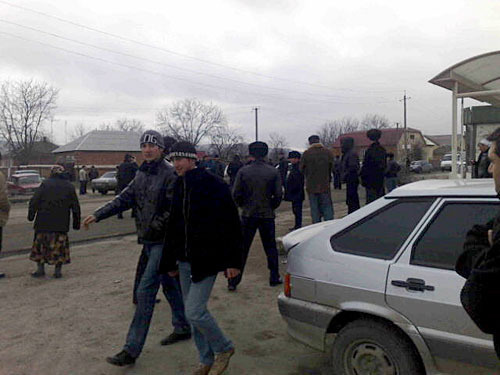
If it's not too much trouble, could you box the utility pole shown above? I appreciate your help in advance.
[253,107,259,141]
[399,92,411,166]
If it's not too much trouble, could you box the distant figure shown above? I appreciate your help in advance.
[0,152,10,279]
[341,137,360,214]
[284,151,305,231]
[300,135,334,223]
[78,166,88,195]
[472,139,492,178]
[88,165,99,193]
[211,154,226,178]
[360,129,387,204]
[277,153,288,186]
[385,153,401,192]
[116,154,139,219]
[333,155,342,190]
[28,165,80,279]
[227,154,243,186]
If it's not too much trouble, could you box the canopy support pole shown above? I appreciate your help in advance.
[451,81,458,178]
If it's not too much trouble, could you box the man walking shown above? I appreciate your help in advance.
[230,141,283,291]
[82,130,191,366]
[360,129,387,203]
[116,154,139,219]
[0,152,10,279]
[160,141,243,375]
[284,151,305,231]
[300,135,334,223]
[78,165,88,195]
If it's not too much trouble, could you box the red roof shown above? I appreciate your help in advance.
[332,128,422,148]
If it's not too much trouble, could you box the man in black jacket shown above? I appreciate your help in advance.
[116,154,139,219]
[160,141,243,375]
[230,141,283,291]
[341,137,360,214]
[284,151,305,230]
[82,130,190,367]
[360,129,386,204]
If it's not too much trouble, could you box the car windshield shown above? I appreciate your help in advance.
[102,172,116,178]
[18,175,41,184]
[442,155,451,161]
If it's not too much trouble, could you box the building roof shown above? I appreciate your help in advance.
[386,179,496,198]
[332,127,422,148]
[53,130,141,153]
[426,134,451,146]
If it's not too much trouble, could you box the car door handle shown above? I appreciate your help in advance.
[391,278,435,292]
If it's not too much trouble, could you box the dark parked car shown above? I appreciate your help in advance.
[410,160,433,173]
[7,173,42,195]
[90,171,117,195]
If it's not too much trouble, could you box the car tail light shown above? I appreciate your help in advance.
[284,273,291,297]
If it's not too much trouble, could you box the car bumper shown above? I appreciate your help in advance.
[278,292,339,351]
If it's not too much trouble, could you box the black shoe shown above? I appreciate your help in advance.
[227,284,236,292]
[160,331,191,346]
[106,350,136,366]
[31,270,45,278]
[270,278,283,287]
[0,273,5,279]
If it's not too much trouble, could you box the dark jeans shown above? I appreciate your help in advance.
[346,179,360,214]
[292,201,303,229]
[133,248,148,304]
[309,192,334,223]
[228,217,280,287]
[365,186,385,204]
[123,243,190,358]
[333,172,342,189]
[79,180,87,195]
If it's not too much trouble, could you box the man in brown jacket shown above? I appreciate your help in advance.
[0,152,11,278]
[300,135,334,223]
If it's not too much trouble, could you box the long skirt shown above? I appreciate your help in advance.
[29,231,70,265]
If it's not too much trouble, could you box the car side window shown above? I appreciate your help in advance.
[411,202,499,270]
[330,199,434,259]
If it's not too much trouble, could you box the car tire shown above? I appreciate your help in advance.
[331,319,424,375]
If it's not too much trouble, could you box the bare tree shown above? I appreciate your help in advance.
[209,125,244,161]
[70,122,88,141]
[156,98,226,146]
[317,117,360,147]
[98,122,114,131]
[268,132,288,163]
[360,114,390,130]
[0,79,58,164]
[115,118,144,133]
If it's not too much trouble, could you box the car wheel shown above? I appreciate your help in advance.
[331,319,424,375]
[99,190,107,195]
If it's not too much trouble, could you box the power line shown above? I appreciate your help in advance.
[0,0,402,94]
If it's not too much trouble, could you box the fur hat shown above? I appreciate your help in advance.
[140,130,164,149]
[248,141,268,158]
[169,141,198,160]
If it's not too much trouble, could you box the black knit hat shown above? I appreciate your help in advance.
[169,141,198,160]
[248,141,268,158]
[140,130,164,149]
[288,151,301,159]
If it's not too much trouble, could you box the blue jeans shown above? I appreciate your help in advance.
[309,192,334,223]
[123,243,190,358]
[178,261,234,366]
[385,177,398,192]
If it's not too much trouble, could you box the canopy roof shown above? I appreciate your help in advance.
[429,50,500,107]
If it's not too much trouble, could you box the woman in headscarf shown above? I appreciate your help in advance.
[28,165,81,278]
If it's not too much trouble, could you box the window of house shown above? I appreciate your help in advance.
[330,199,434,259]
[411,202,499,270]
[410,134,415,140]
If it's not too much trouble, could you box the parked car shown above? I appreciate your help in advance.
[11,169,40,177]
[90,171,117,195]
[278,179,500,375]
[7,173,42,195]
[440,153,466,171]
[410,160,433,173]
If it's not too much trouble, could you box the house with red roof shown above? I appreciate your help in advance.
[331,127,427,162]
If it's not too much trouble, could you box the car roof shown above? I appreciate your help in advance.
[14,173,40,177]
[386,179,497,198]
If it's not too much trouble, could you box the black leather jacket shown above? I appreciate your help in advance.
[94,159,176,243]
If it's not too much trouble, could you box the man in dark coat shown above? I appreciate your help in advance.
[88,165,99,193]
[277,153,288,186]
[230,141,283,291]
[116,154,139,219]
[333,155,342,190]
[456,127,500,358]
[284,151,305,231]
[83,130,190,367]
[227,154,243,186]
[341,137,360,214]
[472,139,492,179]
[360,128,387,204]
[160,141,243,375]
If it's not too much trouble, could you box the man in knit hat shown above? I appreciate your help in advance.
[161,141,243,375]
[230,141,283,291]
[83,130,191,366]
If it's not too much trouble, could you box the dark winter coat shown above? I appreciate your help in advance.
[159,167,243,282]
[300,143,334,194]
[475,150,492,179]
[360,142,386,189]
[341,150,360,184]
[277,158,288,185]
[28,175,81,232]
[117,161,139,190]
[456,215,500,335]
[232,160,282,218]
[88,167,99,180]
[227,160,243,185]
[94,159,176,244]
[284,164,305,203]
[385,160,401,178]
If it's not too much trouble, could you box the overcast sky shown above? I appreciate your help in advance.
[1,0,499,148]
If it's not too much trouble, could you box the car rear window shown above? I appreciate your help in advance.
[330,199,434,259]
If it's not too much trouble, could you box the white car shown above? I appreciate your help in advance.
[440,154,466,171]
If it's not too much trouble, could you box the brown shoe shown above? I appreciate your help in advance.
[208,348,235,375]
[192,363,211,375]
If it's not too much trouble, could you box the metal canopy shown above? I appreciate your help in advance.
[429,50,500,177]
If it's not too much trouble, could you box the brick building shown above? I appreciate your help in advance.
[52,130,143,167]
